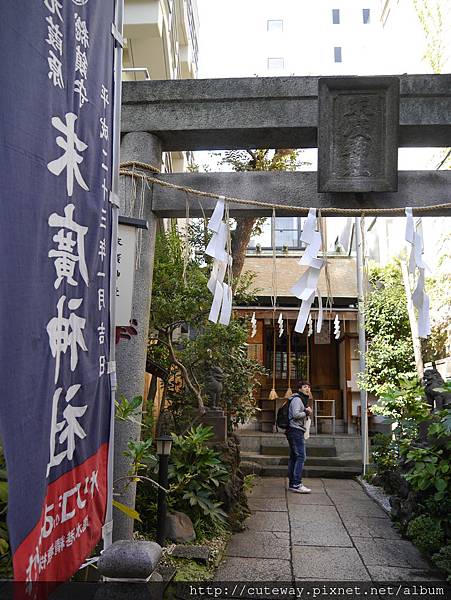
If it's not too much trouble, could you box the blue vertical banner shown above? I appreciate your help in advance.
[0,0,117,583]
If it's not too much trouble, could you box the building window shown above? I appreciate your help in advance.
[334,46,342,63]
[267,57,284,70]
[267,19,283,32]
[248,217,304,250]
[363,8,370,24]
[332,9,340,24]
[265,328,308,380]
[274,217,301,248]
[186,0,199,70]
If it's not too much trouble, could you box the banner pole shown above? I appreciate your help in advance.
[104,0,124,551]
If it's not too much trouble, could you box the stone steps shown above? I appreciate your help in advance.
[236,431,362,456]
[242,452,361,468]
[261,444,336,457]
[238,430,362,479]
[261,464,362,478]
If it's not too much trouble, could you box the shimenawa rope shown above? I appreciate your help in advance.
[119,162,450,216]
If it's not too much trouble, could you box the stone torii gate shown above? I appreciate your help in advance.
[113,74,451,540]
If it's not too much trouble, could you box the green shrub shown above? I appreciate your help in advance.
[432,545,451,580]
[115,394,143,421]
[371,433,398,474]
[362,262,415,396]
[168,425,228,527]
[406,515,445,555]
[402,410,451,511]
[243,474,256,493]
[135,425,229,537]
[370,377,430,442]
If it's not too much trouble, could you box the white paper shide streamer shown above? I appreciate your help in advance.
[205,196,233,325]
[405,207,431,338]
[333,314,340,340]
[307,314,313,337]
[278,313,284,337]
[250,312,257,338]
[290,208,324,333]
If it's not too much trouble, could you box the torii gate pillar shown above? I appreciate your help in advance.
[113,132,161,541]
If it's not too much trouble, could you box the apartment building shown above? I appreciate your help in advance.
[123,0,199,171]
[198,0,382,78]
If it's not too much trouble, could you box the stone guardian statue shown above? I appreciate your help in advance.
[204,365,224,410]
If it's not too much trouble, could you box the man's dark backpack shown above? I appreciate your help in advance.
[276,395,297,431]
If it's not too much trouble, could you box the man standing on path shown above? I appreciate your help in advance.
[286,380,313,493]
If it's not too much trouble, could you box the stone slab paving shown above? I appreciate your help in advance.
[291,522,353,547]
[325,490,371,501]
[352,538,431,570]
[248,485,286,499]
[286,492,333,506]
[248,497,287,512]
[288,504,342,522]
[215,477,444,582]
[335,502,388,518]
[226,530,290,560]
[216,558,292,581]
[341,515,402,540]
[292,546,369,581]
[245,511,290,532]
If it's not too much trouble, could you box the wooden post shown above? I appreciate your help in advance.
[401,261,424,379]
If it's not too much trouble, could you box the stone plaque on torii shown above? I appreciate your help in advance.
[318,76,399,193]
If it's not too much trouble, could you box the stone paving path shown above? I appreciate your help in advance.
[216,477,443,582]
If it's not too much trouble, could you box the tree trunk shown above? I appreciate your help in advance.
[231,216,256,279]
